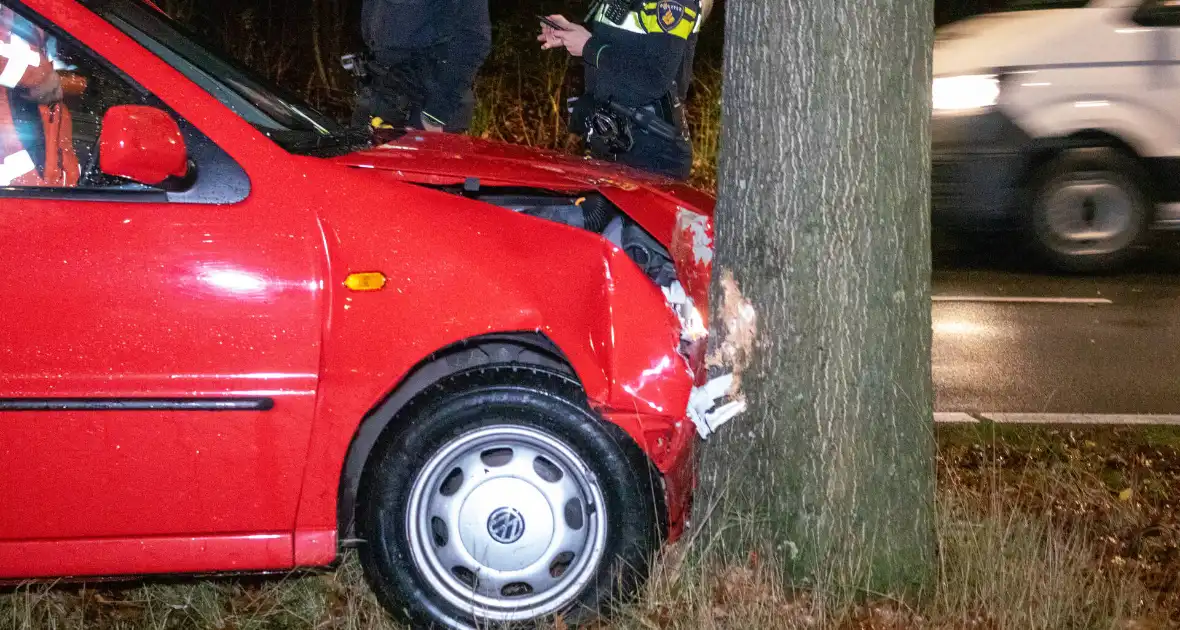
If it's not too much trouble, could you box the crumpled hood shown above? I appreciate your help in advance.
[335,132,718,322]
[335,133,715,232]
[935,7,1125,76]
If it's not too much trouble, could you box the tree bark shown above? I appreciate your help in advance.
[697,0,935,598]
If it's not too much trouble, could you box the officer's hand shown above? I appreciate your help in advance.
[538,18,564,50]
[555,23,591,57]
[541,15,591,57]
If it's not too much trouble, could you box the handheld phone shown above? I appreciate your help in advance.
[537,15,568,30]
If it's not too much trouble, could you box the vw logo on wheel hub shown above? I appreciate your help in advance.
[487,507,526,544]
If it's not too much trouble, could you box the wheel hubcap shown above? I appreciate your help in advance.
[406,425,608,622]
[1042,175,1136,256]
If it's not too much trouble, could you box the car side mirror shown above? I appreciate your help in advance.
[1133,1,1180,27]
[99,105,189,186]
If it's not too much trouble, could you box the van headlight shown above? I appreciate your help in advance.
[933,74,1000,112]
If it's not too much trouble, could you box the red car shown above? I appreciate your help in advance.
[0,0,740,627]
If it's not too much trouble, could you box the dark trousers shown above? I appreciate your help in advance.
[351,52,475,133]
[593,130,693,181]
[352,85,475,133]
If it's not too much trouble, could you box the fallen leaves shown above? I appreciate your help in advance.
[937,424,1180,622]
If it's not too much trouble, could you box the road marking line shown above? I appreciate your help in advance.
[934,413,1180,426]
[934,412,978,424]
[980,413,1180,426]
[932,296,1112,305]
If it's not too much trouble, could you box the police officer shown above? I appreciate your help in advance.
[540,0,706,180]
[356,0,491,133]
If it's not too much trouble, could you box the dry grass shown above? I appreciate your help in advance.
[1,560,395,630]
[5,425,1177,630]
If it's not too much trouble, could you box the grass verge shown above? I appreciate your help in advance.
[4,425,1178,630]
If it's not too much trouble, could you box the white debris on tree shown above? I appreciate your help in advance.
[687,270,757,439]
[688,374,745,438]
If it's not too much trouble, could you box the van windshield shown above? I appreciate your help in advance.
[88,0,372,157]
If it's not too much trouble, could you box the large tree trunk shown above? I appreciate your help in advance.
[697,0,935,597]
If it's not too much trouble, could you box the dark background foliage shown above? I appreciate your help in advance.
[146,0,1079,186]
[149,0,1031,110]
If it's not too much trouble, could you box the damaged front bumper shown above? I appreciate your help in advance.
[663,281,747,439]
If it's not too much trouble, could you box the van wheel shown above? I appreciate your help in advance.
[1027,148,1150,273]
[357,367,662,630]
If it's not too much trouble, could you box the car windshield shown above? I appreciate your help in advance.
[88,0,370,156]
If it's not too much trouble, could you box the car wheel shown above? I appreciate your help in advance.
[357,367,663,629]
[1027,147,1151,273]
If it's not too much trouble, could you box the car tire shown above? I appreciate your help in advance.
[1027,147,1151,273]
[357,366,663,629]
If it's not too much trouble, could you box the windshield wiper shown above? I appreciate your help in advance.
[270,125,382,157]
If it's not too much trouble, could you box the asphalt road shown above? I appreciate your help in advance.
[933,234,1180,417]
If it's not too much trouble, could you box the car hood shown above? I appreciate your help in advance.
[335,133,718,311]
[337,134,712,330]
[934,7,1124,76]
[336,133,714,228]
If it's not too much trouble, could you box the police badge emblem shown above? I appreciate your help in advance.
[656,1,685,33]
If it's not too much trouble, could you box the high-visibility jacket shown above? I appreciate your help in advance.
[0,7,78,188]
[581,0,704,109]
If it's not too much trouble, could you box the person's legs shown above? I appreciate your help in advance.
[351,85,376,127]
[617,131,693,181]
[362,56,425,129]
[446,88,476,134]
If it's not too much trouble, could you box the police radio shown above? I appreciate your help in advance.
[602,0,629,24]
[592,0,638,25]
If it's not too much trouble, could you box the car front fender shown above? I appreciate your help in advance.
[291,181,694,563]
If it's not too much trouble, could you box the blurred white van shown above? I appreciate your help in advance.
[933,0,1180,271]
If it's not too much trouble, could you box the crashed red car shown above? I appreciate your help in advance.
[0,0,739,627]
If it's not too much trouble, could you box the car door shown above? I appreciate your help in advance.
[1116,0,1180,218]
[0,0,323,561]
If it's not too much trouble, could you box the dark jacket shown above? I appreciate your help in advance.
[581,0,701,109]
[361,0,491,129]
